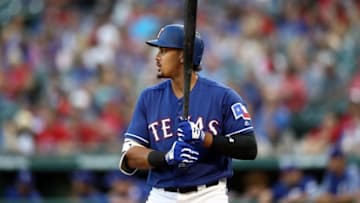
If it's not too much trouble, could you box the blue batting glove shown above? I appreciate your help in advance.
[165,141,199,166]
[177,120,205,144]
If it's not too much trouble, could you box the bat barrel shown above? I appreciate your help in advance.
[183,0,198,119]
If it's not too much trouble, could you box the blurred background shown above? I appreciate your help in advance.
[0,0,360,202]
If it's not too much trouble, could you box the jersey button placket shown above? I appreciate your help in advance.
[177,100,183,116]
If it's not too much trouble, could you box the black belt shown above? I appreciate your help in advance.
[163,180,220,193]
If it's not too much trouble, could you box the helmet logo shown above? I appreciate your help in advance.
[157,27,165,39]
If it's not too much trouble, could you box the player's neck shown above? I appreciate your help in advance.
[171,73,198,99]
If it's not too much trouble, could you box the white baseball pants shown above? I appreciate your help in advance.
[145,180,228,203]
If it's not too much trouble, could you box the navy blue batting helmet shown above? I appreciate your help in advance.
[146,24,204,66]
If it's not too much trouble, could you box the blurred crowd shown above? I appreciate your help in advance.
[2,146,360,203]
[234,146,360,203]
[3,169,151,203]
[1,0,360,202]
[1,0,360,159]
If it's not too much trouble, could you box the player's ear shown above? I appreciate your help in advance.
[179,51,184,64]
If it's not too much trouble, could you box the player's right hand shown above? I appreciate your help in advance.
[177,120,205,144]
[165,141,199,166]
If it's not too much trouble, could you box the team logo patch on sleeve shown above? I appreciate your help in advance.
[231,103,251,120]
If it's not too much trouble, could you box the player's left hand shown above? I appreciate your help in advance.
[177,120,205,144]
[165,141,200,166]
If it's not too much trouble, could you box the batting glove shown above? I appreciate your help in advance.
[177,120,205,144]
[165,141,199,166]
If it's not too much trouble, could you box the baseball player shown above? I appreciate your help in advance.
[119,24,257,203]
[316,147,360,202]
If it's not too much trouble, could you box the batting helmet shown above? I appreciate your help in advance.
[146,24,204,66]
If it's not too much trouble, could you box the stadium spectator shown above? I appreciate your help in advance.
[103,170,145,203]
[237,171,272,203]
[340,71,360,155]
[70,170,106,203]
[67,110,102,152]
[270,163,319,203]
[3,170,42,203]
[35,108,74,155]
[316,146,360,203]
[252,85,292,156]
[300,111,342,155]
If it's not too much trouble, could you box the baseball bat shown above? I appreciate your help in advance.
[183,0,198,120]
[178,0,198,169]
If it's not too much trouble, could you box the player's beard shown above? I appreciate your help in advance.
[157,71,164,79]
[156,65,163,78]
[156,65,171,79]
[157,71,163,78]
[156,69,168,79]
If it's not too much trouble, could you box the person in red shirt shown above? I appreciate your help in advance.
[339,72,360,155]
[35,108,73,155]
[68,111,102,152]
[279,66,308,113]
[301,112,342,155]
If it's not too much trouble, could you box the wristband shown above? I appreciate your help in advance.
[147,150,167,168]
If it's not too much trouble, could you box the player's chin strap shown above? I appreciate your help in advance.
[211,131,257,160]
